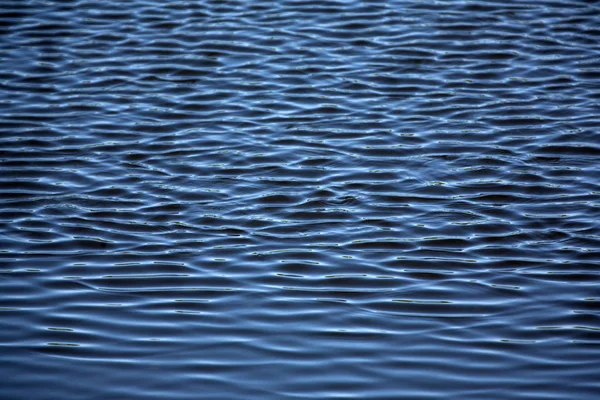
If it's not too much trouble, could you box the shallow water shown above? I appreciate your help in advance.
[1,0,600,399]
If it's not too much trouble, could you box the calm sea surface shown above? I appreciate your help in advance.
[1,1,600,399]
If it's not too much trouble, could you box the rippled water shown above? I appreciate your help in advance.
[2,0,600,398]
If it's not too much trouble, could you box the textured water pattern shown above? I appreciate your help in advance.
[1,0,600,398]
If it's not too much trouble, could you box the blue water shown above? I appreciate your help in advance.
[1,0,600,399]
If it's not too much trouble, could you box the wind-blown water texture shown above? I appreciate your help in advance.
[1,0,600,398]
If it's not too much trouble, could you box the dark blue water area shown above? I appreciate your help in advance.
[1,0,600,398]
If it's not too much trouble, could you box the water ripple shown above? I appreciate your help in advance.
[1,0,600,399]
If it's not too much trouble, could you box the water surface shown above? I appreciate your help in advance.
[1,0,600,399]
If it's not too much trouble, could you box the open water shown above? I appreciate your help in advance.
[1,0,600,399]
